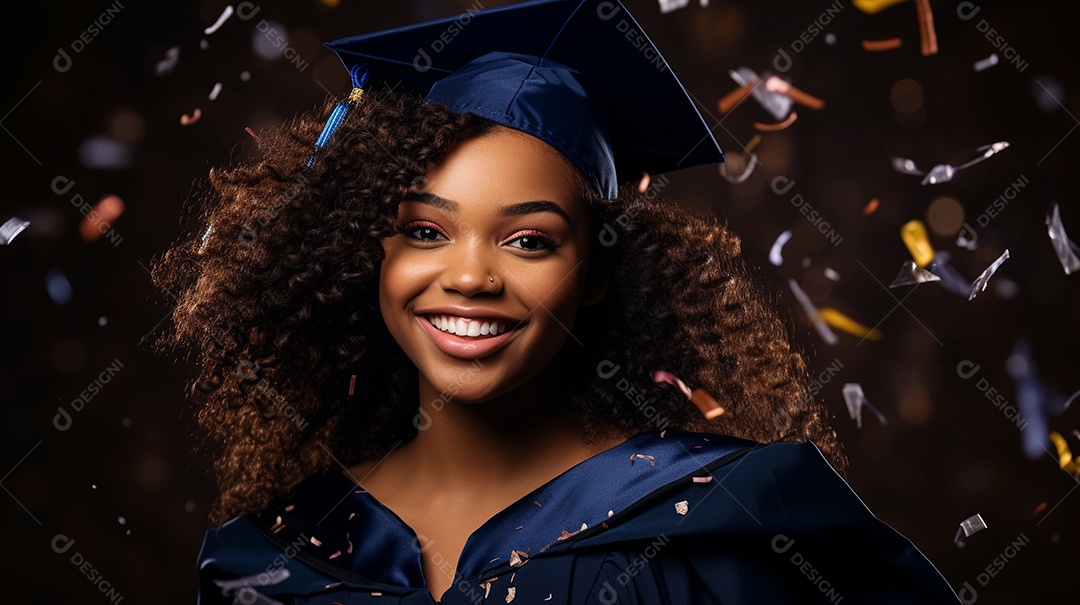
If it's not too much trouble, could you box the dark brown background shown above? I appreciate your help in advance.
[1,0,1076,602]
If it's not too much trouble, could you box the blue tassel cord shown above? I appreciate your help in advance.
[306,64,370,167]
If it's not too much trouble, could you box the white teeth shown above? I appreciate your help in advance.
[426,314,513,337]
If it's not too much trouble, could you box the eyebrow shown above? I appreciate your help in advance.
[402,191,573,226]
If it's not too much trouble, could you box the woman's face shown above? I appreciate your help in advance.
[379,126,606,404]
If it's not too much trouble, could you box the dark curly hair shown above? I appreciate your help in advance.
[152,84,846,526]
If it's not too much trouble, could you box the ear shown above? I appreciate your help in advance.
[581,251,611,307]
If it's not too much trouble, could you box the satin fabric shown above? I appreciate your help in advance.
[196,429,962,604]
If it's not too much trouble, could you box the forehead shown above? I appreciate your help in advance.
[422,126,584,205]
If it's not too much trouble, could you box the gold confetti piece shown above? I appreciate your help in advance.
[816,307,883,340]
[691,388,725,419]
[675,500,689,515]
[853,0,909,14]
[864,198,880,215]
[1049,431,1080,474]
[509,549,529,567]
[630,453,656,466]
[745,134,762,154]
[862,37,903,51]
[180,108,202,125]
[901,219,935,267]
[754,111,798,131]
[637,172,651,193]
[915,0,938,56]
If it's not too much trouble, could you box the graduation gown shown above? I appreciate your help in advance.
[195,429,962,604]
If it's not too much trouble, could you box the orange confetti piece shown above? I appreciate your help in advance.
[637,172,651,193]
[1032,501,1048,516]
[79,194,125,242]
[914,0,939,56]
[245,126,259,141]
[862,38,903,51]
[853,0,910,14]
[816,307,883,340]
[717,83,755,114]
[180,108,202,125]
[754,111,798,132]
[864,198,880,215]
[764,77,825,110]
[690,388,725,419]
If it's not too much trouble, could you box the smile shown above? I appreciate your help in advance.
[424,314,517,337]
[416,314,527,359]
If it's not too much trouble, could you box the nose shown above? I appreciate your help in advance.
[439,234,501,297]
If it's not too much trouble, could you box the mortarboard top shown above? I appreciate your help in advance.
[321,0,724,198]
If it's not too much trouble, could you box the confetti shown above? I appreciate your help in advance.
[204,5,235,35]
[155,46,180,76]
[1049,432,1080,474]
[209,82,223,101]
[862,38,903,51]
[956,227,977,250]
[630,453,656,466]
[754,111,798,131]
[79,195,125,242]
[729,68,792,120]
[853,0,909,14]
[718,152,759,184]
[1045,202,1080,275]
[842,383,887,429]
[1032,501,1048,516]
[925,253,972,297]
[692,475,713,483]
[823,267,841,281]
[46,268,73,305]
[690,388,725,419]
[789,278,838,345]
[506,585,516,602]
[637,172,650,193]
[974,53,999,72]
[863,198,879,215]
[889,260,941,287]
[892,142,1010,185]
[914,0,938,56]
[658,0,691,13]
[509,549,529,567]
[769,230,793,266]
[0,217,30,245]
[674,500,689,515]
[245,126,260,141]
[900,220,935,267]
[717,83,754,114]
[651,370,693,398]
[763,76,825,110]
[954,514,988,547]
[817,308,883,340]
[967,249,1009,300]
[348,374,357,396]
[180,108,202,125]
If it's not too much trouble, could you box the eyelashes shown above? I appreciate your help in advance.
[396,220,563,252]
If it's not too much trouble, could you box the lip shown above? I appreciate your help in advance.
[416,313,526,360]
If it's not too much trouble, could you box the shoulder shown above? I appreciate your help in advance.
[567,438,962,604]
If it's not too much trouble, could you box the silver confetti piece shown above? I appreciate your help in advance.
[892,141,1010,185]
[1045,202,1080,275]
[889,260,941,288]
[0,217,30,245]
[954,513,988,547]
[730,67,793,121]
[769,230,793,266]
[788,278,838,345]
[842,383,887,429]
[968,249,1010,300]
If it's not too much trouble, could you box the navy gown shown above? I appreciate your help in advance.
[196,429,962,604]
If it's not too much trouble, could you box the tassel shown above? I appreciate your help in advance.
[306,64,370,167]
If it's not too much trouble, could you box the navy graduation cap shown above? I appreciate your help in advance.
[315,0,724,198]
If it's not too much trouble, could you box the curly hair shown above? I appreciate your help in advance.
[152,85,846,526]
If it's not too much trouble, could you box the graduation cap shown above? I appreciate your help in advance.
[316,0,724,198]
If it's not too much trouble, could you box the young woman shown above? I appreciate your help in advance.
[155,1,961,603]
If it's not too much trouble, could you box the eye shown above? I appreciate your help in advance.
[504,230,561,252]
[397,221,447,242]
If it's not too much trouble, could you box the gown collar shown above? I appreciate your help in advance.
[245,429,753,592]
